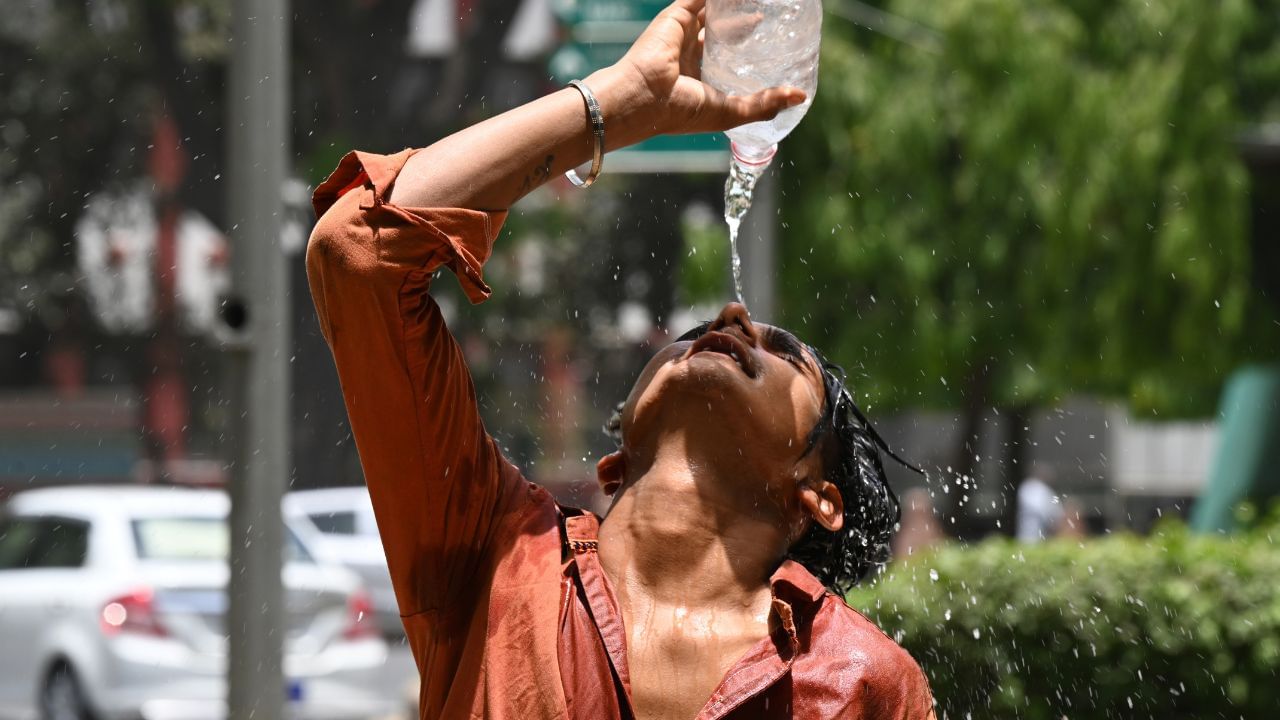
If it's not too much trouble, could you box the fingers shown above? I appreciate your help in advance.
[714,11,765,44]
[679,8,707,79]
[656,1,699,33]
[647,3,698,59]
[721,86,807,126]
[669,0,707,15]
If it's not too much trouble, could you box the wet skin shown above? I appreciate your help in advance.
[378,2,812,713]
[594,302,846,720]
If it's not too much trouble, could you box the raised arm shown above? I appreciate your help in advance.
[306,0,803,619]
[389,0,805,211]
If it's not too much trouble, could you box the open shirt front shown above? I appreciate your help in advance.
[306,149,937,720]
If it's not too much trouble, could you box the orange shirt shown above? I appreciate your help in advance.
[307,149,937,720]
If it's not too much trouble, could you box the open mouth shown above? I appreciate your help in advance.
[685,330,759,378]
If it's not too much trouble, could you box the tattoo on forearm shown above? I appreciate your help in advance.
[516,154,555,199]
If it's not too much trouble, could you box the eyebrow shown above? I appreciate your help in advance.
[765,327,807,360]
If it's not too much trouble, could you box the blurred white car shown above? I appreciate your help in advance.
[284,488,399,637]
[0,485,398,720]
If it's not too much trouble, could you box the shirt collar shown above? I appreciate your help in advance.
[769,558,830,607]
[563,511,829,650]
[566,514,828,599]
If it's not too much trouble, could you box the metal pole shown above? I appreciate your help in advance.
[741,165,778,321]
[225,0,290,717]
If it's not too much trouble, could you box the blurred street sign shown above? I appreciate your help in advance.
[1191,365,1280,533]
[552,0,668,38]
[550,0,728,172]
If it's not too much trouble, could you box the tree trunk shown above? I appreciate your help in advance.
[947,362,991,539]
[999,404,1032,536]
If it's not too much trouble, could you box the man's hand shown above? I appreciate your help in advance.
[590,0,806,141]
[391,0,801,209]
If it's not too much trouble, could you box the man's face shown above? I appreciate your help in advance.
[614,302,828,506]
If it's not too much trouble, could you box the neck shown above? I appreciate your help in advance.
[597,432,789,612]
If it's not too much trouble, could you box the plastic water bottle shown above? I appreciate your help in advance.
[702,0,822,166]
[702,0,822,305]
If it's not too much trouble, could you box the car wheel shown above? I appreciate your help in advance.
[40,664,93,720]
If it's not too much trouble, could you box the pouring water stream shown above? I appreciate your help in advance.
[702,0,822,308]
[723,157,770,305]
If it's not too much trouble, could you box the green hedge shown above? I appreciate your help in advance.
[848,513,1280,718]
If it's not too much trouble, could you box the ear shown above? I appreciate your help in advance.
[596,452,626,496]
[797,479,844,532]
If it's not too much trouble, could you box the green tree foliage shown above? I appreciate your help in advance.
[780,0,1280,417]
[849,512,1280,717]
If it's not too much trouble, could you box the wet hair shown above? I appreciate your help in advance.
[604,322,918,596]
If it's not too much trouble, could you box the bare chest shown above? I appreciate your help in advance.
[625,617,766,720]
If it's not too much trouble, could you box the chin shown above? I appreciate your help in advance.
[630,356,754,425]
[667,352,755,394]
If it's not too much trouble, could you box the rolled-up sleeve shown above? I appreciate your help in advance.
[306,148,515,616]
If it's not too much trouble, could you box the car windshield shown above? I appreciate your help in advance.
[132,517,311,563]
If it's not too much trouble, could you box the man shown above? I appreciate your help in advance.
[307,1,935,717]
[1017,466,1063,543]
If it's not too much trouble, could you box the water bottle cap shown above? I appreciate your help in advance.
[730,142,777,167]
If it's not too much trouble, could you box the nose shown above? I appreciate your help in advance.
[709,302,759,347]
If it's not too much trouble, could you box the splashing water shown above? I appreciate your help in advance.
[723,157,769,305]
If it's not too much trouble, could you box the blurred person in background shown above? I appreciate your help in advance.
[892,486,943,559]
[1017,464,1064,543]
[305,1,935,718]
[1056,496,1088,540]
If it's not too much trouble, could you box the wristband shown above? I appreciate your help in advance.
[565,79,604,188]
